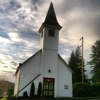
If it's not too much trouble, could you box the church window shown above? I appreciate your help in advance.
[48,29,55,37]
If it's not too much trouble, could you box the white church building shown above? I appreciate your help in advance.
[14,3,73,98]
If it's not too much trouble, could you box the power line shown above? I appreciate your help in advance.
[63,37,81,41]
[84,41,93,46]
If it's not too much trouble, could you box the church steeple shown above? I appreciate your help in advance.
[39,2,62,33]
[39,2,62,50]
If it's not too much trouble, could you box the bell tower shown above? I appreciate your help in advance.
[39,2,62,51]
[38,3,62,97]
[39,3,62,97]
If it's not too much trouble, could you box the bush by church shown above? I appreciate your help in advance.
[73,82,100,97]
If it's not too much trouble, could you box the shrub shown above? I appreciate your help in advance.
[73,82,91,97]
[37,82,42,97]
[73,88,87,97]
[73,82,100,97]
[7,88,14,97]
[30,82,35,98]
[23,91,28,97]
[91,82,100,96]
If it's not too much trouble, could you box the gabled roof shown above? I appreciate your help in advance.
[39,2,62,33]
[58,54,74,73]
[15,49,42,76]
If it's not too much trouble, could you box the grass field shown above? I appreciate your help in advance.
[0,97,7,100]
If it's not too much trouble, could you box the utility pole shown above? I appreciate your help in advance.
[80,36,84,83]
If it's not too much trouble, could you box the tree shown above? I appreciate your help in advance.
[89,40,100,83]
[37,82,42,97]
[68,46,87,83]
[30,82,35,98]
[7,88,14,97]
[0,78,8,96]
[0,78,14,97]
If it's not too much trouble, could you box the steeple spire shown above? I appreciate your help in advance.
[43,2,61,28]
[39,2,62,33]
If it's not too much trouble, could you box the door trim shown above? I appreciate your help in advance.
[43,77,55,97]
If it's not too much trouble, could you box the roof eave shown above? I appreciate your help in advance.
[58,54,74,73]
[15,66,20,76]
[38,23,62,33]
[15,49,42,76]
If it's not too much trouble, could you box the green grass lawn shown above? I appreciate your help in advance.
[0,97,7,100]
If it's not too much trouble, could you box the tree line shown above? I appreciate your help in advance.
[68,39,100,83]
[68,39,100,97]
[0,79,14,97]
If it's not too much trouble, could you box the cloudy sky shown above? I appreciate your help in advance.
[0,0,100,82]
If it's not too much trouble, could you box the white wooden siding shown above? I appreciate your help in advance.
[57,56,73,97]
[18,50,41,96]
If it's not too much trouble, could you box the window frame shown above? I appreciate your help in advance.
[48,29,55,37]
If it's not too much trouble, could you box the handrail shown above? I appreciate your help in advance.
[17,74,41,94]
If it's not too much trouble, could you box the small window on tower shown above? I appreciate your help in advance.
[41,31,43,38]
[48,29,55,37]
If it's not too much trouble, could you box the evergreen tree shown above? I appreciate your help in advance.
[7,88,14,97]
[37,82,42,97]
[30,82,35,98]
[68,46,87,83]
[89,40,100,82]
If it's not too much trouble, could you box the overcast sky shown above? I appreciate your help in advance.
[0,0,100,82]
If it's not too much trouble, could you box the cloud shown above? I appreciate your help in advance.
[53,0,100,43]
[0,29,10,39]
[0,0,100,82]
[1,61,5,64]
[11,67,16,70]
[18,29,39,42]
[10,61,18,66]
[3,66,8,68]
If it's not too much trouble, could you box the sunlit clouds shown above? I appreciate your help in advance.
[0,0,100,82]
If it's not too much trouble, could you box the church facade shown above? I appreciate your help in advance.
[14,3,73,98]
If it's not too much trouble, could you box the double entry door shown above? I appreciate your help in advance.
[43,78,55,98]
